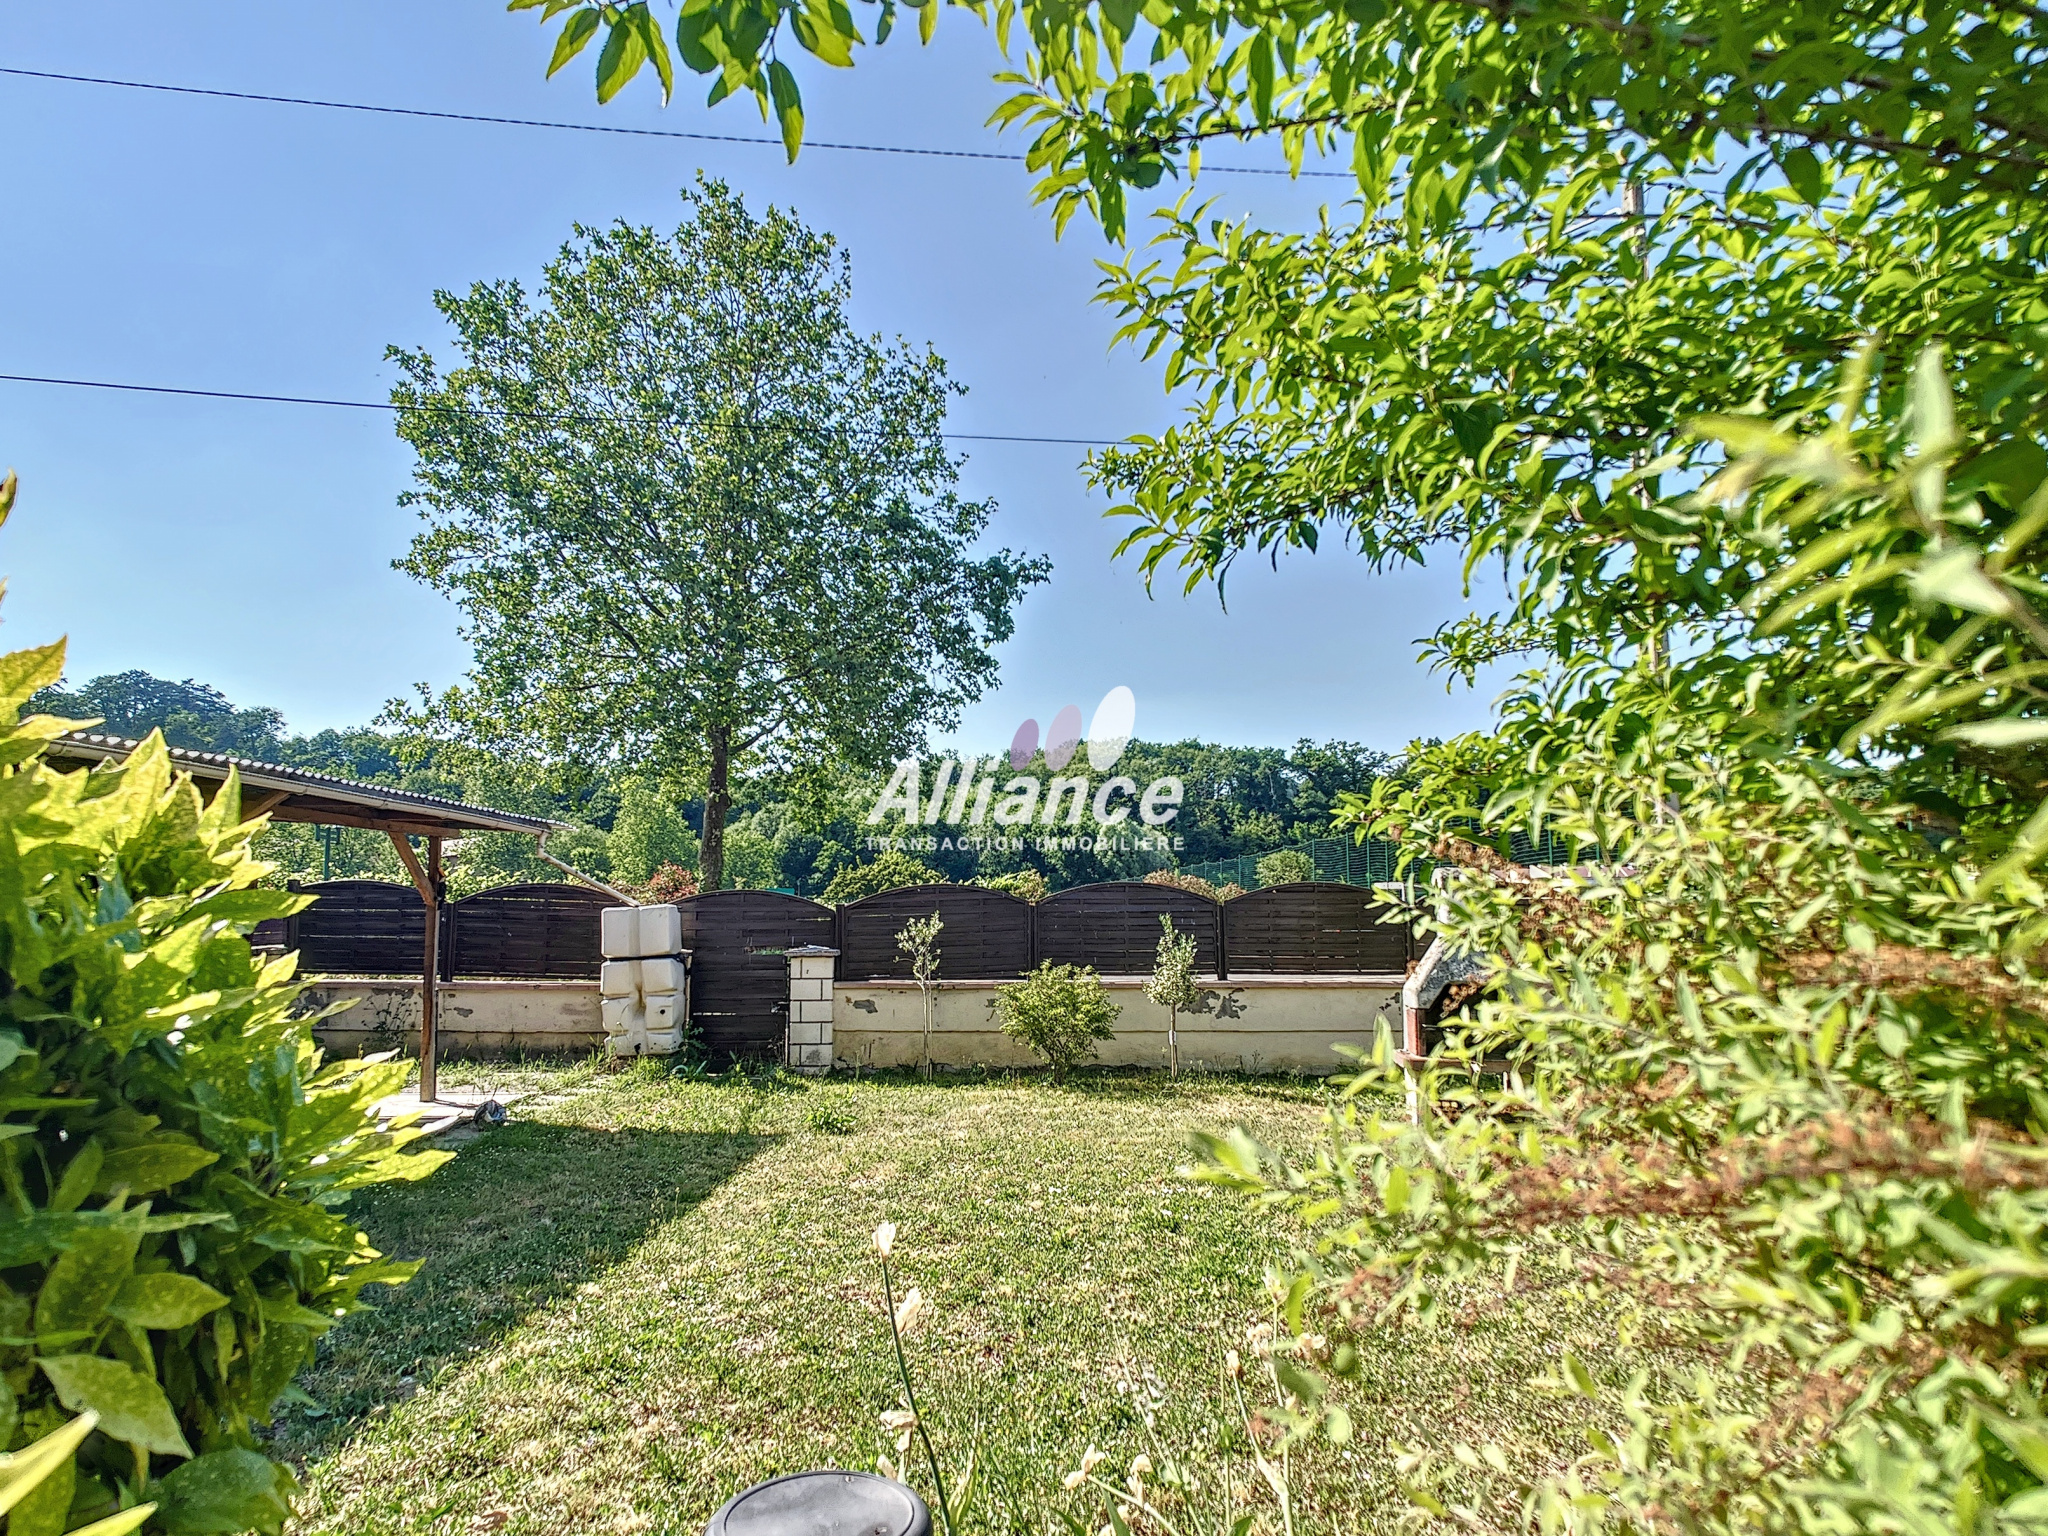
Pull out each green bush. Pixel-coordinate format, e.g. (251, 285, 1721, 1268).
(1252, 849, 1313, 887)
(968, 869, 1047, 903)
(989, 963, 1119, 1084)
(822, 850, 945, 904)
(0, 483, 445, 1533)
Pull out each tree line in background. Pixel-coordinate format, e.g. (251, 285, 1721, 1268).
(31, 668, 1395, 897)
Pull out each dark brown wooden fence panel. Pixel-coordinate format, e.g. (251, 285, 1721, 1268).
(1222, 882, 1410, 974)
(1035, 882, 1222, 975)
(288, 880, 424, 976)
(837, 885, 1032, 981)
(449, 883, 613, 979)
(677, 890, 835, 1062)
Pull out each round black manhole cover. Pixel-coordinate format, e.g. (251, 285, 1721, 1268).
(705, 1471, 932, 1536)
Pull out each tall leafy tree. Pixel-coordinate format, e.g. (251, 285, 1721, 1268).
(387, 180, 1047, 889)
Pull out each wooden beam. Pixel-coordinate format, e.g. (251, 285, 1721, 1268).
(239, 789, 290, 821)
(387, 831, 435, 906)
(421, 837, 443, 1104)
(388, 831, 443, 1105)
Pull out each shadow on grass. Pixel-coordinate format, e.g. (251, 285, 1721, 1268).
(276, 1119, 775, 1456)
(824, 1062, 1336, 1102)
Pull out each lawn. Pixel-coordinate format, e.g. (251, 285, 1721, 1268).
(277, 1060, 1653, 1536)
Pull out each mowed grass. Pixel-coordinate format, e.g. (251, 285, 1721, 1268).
(278, 1060, 1654, 1536)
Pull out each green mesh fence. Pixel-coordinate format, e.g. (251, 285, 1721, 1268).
(1180, 827, 1588, 892)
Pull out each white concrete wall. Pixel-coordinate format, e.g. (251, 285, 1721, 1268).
(303, 979, 603, 1055)
(834, 975, 1402, 1075)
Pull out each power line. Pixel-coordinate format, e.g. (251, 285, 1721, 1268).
(0, 65, 1355, 179)
(0, 371, 1122, 446)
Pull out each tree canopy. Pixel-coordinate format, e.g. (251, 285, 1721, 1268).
(386, 178, 1047, 889)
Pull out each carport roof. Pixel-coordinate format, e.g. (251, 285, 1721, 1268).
(44, 730, 564, 839)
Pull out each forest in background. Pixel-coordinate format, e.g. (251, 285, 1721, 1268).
(32, 670, 1397, 896)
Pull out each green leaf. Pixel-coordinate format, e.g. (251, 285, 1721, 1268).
(95, 1142, 219, 1196)
(154, 1449, 293, 1536)
(1273, 1359, 1325, 1405)
(769, 60, 804, 162)
(0, 640, 67, 715)
(107, 1274, 231, 1331)
(1382, 1163, 1410, 1215)
(1780, 147, 1826, 206)
(67, 1504, 157, 1536)
(595, 8, 651, 101)
(1946, 718, 2048, 747)
(3, 1438, 74, 1536)
(631, 5, 674, 101)
(36, 1356, 193, 1458)
(34, 1226, 139, 1336)
(1560, 1350, 1597, 1397)
(50, 1140, 104, 1214)
(1910, 546, 2013, 616)
(546, 7, 602, 77)
(1984, 1410, 2048, 1482)
(0, 1412, 98, 1518)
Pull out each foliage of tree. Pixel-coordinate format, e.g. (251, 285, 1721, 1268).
(1252, 849, 1313, 887)
(969, 869, 1048, 902)
(821, 849, 947, 904)
(604, 777, 700, 888)
(385, 178, 1046, 892)
(1142, 869, 1240, 901)
(30, 673, 287, 762)
(643, 862, 700, 902)
(990, 963, 1120, 1083)
(0, 478, 442, 1534)
(1200, 353, 2048, 1524)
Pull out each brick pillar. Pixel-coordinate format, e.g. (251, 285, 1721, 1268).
(786, 945, 839, 1074)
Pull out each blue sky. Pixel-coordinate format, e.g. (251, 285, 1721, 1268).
(0, 3, 1511, 755)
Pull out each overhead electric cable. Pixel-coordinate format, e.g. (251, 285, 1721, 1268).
(0, 66, 1354, 179)
(0, 372, 1123, 446)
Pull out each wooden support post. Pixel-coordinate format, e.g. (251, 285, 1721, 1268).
(388, 832, 444, 1104)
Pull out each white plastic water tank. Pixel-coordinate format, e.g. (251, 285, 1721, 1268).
(601, 904, 685, 958)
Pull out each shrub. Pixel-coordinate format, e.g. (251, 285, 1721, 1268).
(1253, 849, 1313, 887)
(643, 862, 699, 903)
(0, 476, 444, 1535)
(1199, 359, 2048, 1528)
(990, 963, 1119, 1084)
(822, 851, 946, 904)
(1142, 869, 1220, 900)
(969, 869, 1047, 903)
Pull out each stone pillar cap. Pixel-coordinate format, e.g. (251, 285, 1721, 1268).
(785, 945, 841, 957)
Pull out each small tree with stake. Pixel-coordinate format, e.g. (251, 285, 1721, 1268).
(1145, 914, 1201, 1078)
(895, 912, 942, 1078)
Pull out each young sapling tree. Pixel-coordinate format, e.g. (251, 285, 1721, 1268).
(1145, 914, 1202, 1077)
(896, 912, 943, 1077)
